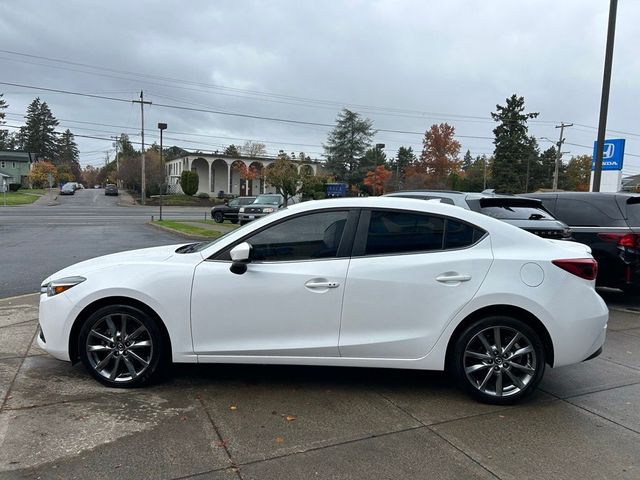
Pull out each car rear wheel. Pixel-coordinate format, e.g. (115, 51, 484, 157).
(213, 211, 224, 223)
(78, 305, 165, 388)
(452, 316, 545, 404)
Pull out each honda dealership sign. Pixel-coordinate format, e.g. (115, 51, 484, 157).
(590, 138, 626, 192)
(592, 138, 625, 171)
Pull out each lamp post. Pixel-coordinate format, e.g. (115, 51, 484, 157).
(158, 123, 167, 220)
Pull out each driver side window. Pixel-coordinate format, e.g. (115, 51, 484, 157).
(219, 211, 349, 262)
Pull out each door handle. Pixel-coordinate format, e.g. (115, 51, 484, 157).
(305, 281, 340, 289)
(436, 273, 472, 283)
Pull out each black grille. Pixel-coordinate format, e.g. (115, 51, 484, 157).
(245, 207, 263, 214)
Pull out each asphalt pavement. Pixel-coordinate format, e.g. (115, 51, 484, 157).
(0, 189, 209, 298)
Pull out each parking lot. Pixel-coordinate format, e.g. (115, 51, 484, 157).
(1, 291, 639, 480)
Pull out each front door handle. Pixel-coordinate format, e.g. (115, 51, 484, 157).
(436, 273, 472, 283)
(305, 280, 340, 289)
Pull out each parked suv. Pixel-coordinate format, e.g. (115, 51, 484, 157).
(238, 194, 297, 225)
(386, 190, 571, 240)
(523, 192, 640, 293)
(211, 196, 256, 223)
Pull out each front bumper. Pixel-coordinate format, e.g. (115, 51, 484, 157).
(37, 292, 75, 362)
(239, 212, 267, 222)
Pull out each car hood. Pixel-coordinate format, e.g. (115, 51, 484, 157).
(42, 244, 188, 284)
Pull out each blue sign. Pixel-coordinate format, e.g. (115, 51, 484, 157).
(592, 138, 625, 171)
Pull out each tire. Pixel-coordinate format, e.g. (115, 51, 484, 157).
(230, 219, 239, 224)
(239, 220, 247, 226)
(451, 316, 545, 404)
(78, 304, 165, 388)
(213, 211, 224, 223)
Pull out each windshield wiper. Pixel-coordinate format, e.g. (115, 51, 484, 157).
(176, 242, 203, 254)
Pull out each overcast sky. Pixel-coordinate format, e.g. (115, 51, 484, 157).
(0, 0, 638, 174)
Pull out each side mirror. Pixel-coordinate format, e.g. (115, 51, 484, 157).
(224, 200, 229, 205)
(229, 242, 253, 275)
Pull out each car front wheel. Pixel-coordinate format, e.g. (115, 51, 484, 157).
(452, 316, 545, 404)
(78, 305, 165, 388)
(213, 211, 224, 223)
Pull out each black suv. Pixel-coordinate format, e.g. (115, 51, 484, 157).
(211, 196, 256, 223)
(523, 192, 640, 293)
(386, 190, 571, 240)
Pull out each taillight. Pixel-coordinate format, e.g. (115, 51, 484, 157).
(552, 258, 598, 280)
(598, 232, 640, 248)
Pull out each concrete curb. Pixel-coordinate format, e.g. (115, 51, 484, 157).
(146, 221, 212, 240)
(0, 292, 39, 302)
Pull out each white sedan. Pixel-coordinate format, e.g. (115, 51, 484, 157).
(38, 197, 608, 404)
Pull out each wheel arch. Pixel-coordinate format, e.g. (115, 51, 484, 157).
(68, 296, 173, 364)
(445, 304, 555, 368)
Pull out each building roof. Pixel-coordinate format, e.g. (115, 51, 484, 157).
(0, 151, 33, 162)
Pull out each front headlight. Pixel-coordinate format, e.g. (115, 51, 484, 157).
(263, 207, 274, 213)
(40, 276, 86, 297)
(239, 207, 245, 213)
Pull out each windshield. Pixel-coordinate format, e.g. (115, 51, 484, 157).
(253, 195, 281, 205)
(178, 227, 240, 253)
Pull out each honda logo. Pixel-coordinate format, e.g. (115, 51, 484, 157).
(603, 143, 615, 160)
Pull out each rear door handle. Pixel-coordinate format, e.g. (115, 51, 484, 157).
(305, 281, 340, 289)
(436, 273, 472, 283)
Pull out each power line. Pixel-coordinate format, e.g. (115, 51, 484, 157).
(0, 80, 496, 139)
(0, 49, 563, 125)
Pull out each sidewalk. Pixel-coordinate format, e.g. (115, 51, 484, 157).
(30, 189, 59, 207)
(1, 293, 639, 479)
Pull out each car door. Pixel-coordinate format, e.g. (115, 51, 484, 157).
(191, 209, 357, 358)
(339, 209, 493, 359)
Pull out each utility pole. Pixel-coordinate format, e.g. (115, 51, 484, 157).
(593, 0, 618, 192)
(553, 122, 573, 191)
(111, 135, 119, 188)
(483, 156, 487, 190)
(132, 91, 152, 204)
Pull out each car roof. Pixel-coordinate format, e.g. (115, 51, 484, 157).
(387, 189, 539, 201)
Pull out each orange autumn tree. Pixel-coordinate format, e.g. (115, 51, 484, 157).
(406, 123, 461, 189)
(234, 162, 259, 194)
(364, 164, 391, 195)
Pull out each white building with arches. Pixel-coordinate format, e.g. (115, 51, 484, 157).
(165, 154, 321, 196)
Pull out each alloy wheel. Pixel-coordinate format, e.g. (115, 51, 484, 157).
(463, 326, 537, 398)
(85, 313, 154, 383)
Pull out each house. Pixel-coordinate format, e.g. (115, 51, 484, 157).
(0, 151, 35, 188)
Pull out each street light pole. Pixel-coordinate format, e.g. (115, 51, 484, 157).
(158, 123, 167, 221)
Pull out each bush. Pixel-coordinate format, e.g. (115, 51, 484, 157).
(180, 170, 199, 196)
(196, 192, 210, 199)
(9, 183, 21, 192)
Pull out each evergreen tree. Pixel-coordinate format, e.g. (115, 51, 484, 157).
(323, 109, 375, 187)
(462, 149, 473, 172)
(389, 146, 415, 189)
(56, 129, 81, 181)
(20, 98, 59, 160)
(490, 94, 539, 193)
(0, 93, 8, 150)
(224, 144, 240, 156)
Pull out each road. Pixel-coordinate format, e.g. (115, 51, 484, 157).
(0, 188, 212, 298)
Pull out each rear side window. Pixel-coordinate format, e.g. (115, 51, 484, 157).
(555, 198, 624, 226)
(365, 210, 484, 256)
(445, 219, 484, 249)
